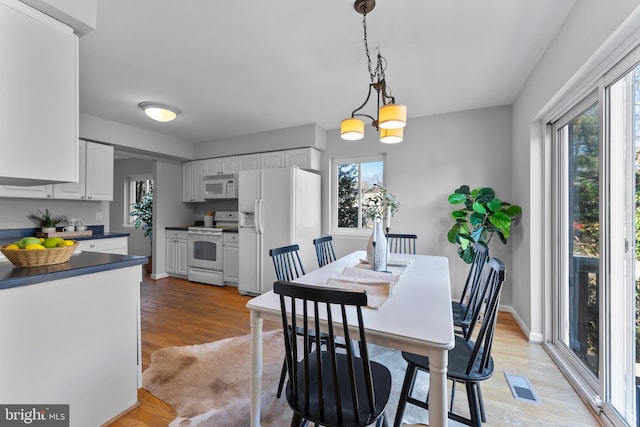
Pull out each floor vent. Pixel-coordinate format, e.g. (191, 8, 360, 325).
(504, 372, 541, 404)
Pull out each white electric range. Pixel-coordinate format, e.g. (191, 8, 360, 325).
(187, 211, 238, 286)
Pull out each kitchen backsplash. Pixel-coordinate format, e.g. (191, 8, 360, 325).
(0, 199, 109, 230)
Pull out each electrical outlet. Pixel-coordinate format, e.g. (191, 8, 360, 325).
(96, 212, 103, 221)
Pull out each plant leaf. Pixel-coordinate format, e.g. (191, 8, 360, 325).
(455, 185, 470, 195)
(502, 204, 523, 218)
(451, 209, 468, 219)
(448, 193, 466, 204)
(472, 201, 487, 214)
(477, 187, 495, 203)
(447, 224, 460, 243)
(461, 246, 475, 264)
(471, 226, 484, 243)
(489, 212, 512, 238)
(487, 198, 502, 212)
(469, 212, 485, 226)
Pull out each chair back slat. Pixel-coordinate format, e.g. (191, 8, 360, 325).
(274, 281, 379, 426)
(385, 233, 417, 254)
(313, 235, 337, 268)
(458, 243, 490, 326)
(465, 257, 506, 376)
(270, 244, 305, 281)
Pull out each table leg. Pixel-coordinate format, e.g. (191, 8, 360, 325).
(428, 349, 448, 426)
(249, 310, 264, 427)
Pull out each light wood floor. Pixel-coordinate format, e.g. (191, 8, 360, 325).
(108, 274, 601, 427)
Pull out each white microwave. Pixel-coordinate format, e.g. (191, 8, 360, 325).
(203, 174, 237, 199)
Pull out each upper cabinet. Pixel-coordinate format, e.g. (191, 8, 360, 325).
(53, 140, 113, 200)
(183, 160, 204, 202)
(0, 0, 79, 186)
(19, 0, 98, 37)
(203, 156, 238, 176)
(0, 140, 114, 200)
(285, 148, 320, 172)
(260, 152, 285, 169)
(238, 154, 261, 172)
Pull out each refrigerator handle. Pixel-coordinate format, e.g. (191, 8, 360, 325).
(255, 198, 264, 235)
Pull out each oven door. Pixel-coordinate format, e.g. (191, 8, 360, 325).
(188, 232, 223, 270)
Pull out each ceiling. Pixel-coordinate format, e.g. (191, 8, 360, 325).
(79, 0, 576, 146)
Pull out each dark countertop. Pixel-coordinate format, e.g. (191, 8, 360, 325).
(223, 227, 238, 233)
(0, 251, 147, 290)
(165, 226, 191, 231)
(0, 226, 129, 246)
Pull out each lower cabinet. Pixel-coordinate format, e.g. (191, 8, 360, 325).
(77, 237, 128, 255)
(223, 232, 239, 284)
(166, 230, 188, 278)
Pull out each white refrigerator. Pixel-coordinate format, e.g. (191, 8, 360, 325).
(238, 167, 321, 295)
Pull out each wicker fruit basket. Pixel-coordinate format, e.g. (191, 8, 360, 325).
(0, 242, 78, 267)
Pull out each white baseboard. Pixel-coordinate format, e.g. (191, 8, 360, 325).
(150, 272, 168, 280)
(499, 304, 544, 343)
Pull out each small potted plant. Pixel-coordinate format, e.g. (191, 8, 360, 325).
(27, 209, 67, 234)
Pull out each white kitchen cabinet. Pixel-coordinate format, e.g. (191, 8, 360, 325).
(166, 230, 188, 278)
(77, 237, 128, 255)
(238, 154, 261, 171)
(0, 0, 78, 186)
(285, 148, 321, 171)
(223, 232, 239, 284)
(0, 184, 54, 199)
(203, 156, 238, 176)
(260, 151, 285, 169)
(54, 140, 114, 201)
(182, 160, 204, 202)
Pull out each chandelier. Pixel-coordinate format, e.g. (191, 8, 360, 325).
(340, 0, 407, 144)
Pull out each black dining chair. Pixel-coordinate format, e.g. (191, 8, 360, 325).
(385, 233, 417, 254)
(453, 243, 490, 338)
(270, 243, 334, 399)
(313, 235, 337, 268)
(274, 280, 393, 427)
(393, 257, 506, 427)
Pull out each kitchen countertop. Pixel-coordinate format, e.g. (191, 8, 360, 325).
(165, 225, 238, 232)
(0, 251, 147, 290)
(0, 226, 129, 246)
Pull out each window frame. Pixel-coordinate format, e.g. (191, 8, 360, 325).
(330, 153, 386, 236)
(123, 174, 153, 227)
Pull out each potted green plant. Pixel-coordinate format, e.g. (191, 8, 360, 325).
(27, 209, 67, 234)
(447, 185, 522, 263)
(131, 192, 153, 273)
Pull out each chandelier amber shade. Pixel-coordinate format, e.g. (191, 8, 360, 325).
(380, 127, 403, 144)
(378, 103, 407, 129)
(341, 118, 365, 140)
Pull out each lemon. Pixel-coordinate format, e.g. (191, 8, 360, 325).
(62, 240, 75, 246)
(4, 244, 20, 250)
(25, 244, 45, 250)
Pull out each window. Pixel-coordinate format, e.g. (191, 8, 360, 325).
(332, 154, 384, 233)
(124, 174, 153, 226)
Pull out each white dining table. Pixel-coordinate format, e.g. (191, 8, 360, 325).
(246, 250, 455, 427)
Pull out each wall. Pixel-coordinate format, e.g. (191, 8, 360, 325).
(0, 198, 108, 231)
(151, 159, 195, 278)
(111, 158, 154, 257)
(193, 123, 327, 159)
(322, 105, 514, 305)
(512, 0, 640, 340)
(80, 113, 194, 160)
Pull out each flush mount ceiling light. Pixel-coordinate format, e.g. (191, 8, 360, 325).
(340, 0, 407, 143)
(138, 101, 181, 122)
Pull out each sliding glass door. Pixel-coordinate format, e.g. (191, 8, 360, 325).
(550, 58, 640, 426)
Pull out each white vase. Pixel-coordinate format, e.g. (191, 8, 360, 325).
(366, 219, 388, 272)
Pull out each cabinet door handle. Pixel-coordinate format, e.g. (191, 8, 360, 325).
(88, 195, 93, 200)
